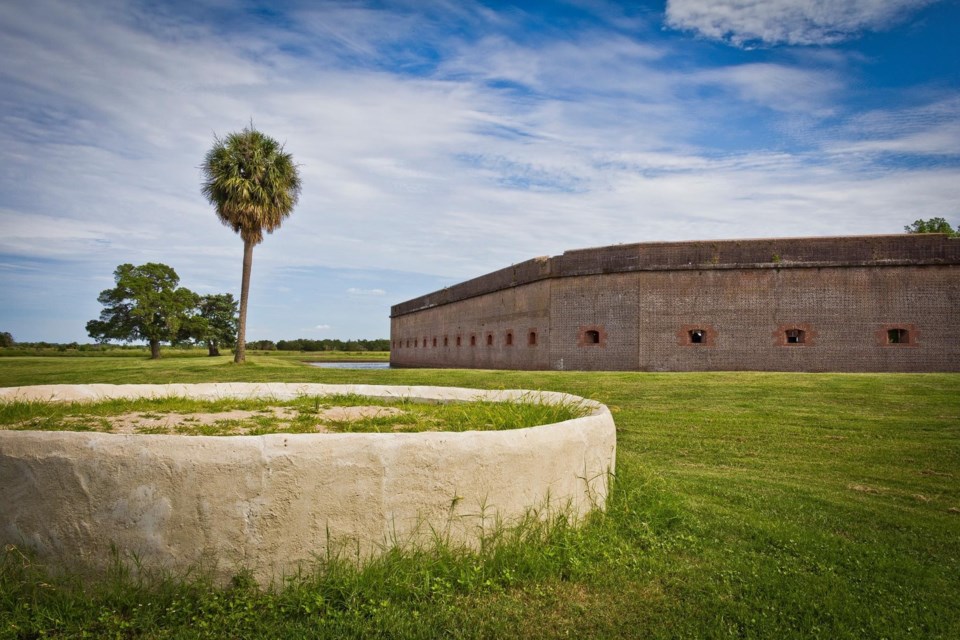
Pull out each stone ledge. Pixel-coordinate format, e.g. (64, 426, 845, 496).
(0, 383, 616, 585)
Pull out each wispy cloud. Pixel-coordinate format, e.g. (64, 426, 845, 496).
(665, 0, 940, 47)
(826, 96, 960, 157)
(690, 63, 843, 115)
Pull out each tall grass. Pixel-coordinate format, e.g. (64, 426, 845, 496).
(1, 465, 678, 639)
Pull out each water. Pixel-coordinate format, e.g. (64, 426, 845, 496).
(307, 362, 391, 370)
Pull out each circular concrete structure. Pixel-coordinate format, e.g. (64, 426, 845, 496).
(0, 383, 616, 585)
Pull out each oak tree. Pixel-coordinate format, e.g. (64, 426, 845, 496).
(195, 293, 239, 356)
(86, 263, 198, 359)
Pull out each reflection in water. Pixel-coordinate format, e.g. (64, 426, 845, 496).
(307, 362, 391, 370)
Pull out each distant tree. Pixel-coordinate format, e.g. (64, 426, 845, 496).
(196, 293, 239, 356)
(904, 217, 957, 236)
(201, 126, 302, 364)
(0, 332, 13, 347)
(86, 263, 198, 359)
(271, 337, 390, 351)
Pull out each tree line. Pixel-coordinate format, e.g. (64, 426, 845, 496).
(904, 217, 958, 236)
(247, 339, 390, 351)
(0, 336, 389, 353)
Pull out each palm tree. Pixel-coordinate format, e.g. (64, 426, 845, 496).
(201, 126, 301, 363)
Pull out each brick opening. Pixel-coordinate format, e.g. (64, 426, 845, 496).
(443, 336, 449, 347)
(677, 324, 716, 347)
(432, 337, 437, 347)
(887, 328, 908, 344)
(578, 326, 607, 347)
(456, 336, 462, 347)
(528, 331, 537, 346)
(422, 337, 427, 348)
(785, 329, 805, 344)
(414, 339, 418, 348)
(505, 332, 513, 346)
(774, 323, 815, 347)
(470, 335, 476, 347)
(875, 324, 918, 348)
(486, 334, 494, 346)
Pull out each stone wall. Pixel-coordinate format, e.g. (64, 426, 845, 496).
(390, 234, 960, 372)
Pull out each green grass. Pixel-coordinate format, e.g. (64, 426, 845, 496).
(2, 355, 959, 638)
(0, 346, 390, 361)
(0, 393, 586, 435)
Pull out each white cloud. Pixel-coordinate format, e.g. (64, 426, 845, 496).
(315, 324, 332, 330)
(665, 0, 939, 47)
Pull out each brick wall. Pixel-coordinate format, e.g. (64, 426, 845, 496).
(548, 274, 639, 371)
(391, 280, 552, 370)
(634, 265, 958, 372)
(390, 235, 960, 372)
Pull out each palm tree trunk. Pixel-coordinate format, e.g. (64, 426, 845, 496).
(235, 238, 254, 363)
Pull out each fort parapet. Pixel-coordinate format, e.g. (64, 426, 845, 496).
(391, 234, 960, 372)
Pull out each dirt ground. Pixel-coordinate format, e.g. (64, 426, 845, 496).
(11, 405, 406, 435)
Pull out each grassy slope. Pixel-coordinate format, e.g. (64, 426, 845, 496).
(1, 356, 958, 639)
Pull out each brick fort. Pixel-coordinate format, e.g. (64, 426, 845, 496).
(390, 234, 960, 372)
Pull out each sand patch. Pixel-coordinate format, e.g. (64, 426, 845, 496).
(9, 405, 407, 435)
(106, 407, 300, 435)
(318, 406, 405, 421)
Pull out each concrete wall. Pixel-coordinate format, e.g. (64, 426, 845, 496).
(391, 235, 960, 372)
(0, 383, 616, 585)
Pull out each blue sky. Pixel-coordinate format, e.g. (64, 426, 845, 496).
(1, 0, 958, 343)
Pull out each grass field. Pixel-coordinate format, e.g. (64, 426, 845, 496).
(2, 354, 959, 638)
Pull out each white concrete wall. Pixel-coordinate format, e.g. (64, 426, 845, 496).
(0, 384, 616, 585)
